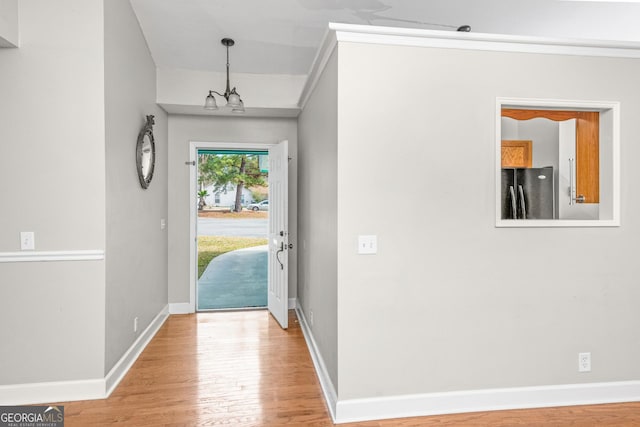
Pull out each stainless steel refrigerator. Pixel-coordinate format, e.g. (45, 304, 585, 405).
(501, 167, 554, 219)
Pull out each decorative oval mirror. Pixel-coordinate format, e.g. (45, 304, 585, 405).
(136, 115, 156, 189)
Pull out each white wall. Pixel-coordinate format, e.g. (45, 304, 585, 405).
(335, 42, 640, 400)
(0, 0, 106, 384)
(0, 0, 18, 47)
(168, 115, 298, 305)
(297, 50, 339, 390)
(103, 0, 168, 374)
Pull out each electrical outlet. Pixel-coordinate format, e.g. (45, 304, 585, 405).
(20, 232, 35, 251)
(358, 235, 377, 254)
(309, 310, 314, 326)
(160, 219, 166, 230)
(578, 352, 591, 372)
(134, 317, 139, 333)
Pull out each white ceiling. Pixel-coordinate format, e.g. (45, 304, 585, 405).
(130, 0, 640, 77)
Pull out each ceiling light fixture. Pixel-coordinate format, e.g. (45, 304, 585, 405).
(204, 38, 245, 113)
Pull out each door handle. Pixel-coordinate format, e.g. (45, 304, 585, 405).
(276, 241, 284, 270)
(509, 186, 517, 219)
(569, 158, 574, 206)
(518, 185, 527, 219)
(569, 158, 586, 204)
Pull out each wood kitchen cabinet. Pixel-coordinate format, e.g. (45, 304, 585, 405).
(502, 108, 599, 203)
(501, 140, 532, 168)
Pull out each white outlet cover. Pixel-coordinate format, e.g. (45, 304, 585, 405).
(578, 352, 591, 372)
(358, 235, 377, 254)
(20, 232, 35, 251)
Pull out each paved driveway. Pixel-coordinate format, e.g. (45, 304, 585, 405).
(197, 218, 268, 237)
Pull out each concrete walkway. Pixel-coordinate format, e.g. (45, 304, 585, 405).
(197, 245, 268, 310)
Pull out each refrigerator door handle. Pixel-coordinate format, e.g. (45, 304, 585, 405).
(569, 158, 574, 206)
(569, 158, 586, 204)
(509, 186, 517, 219)
(518, 185, 527, 219)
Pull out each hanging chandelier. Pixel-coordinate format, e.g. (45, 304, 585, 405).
(204, 38, 245, 113)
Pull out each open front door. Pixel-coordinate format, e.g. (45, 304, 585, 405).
(268, 140, 288, 328)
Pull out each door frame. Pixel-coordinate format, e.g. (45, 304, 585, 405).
(188, 140, 276, 312)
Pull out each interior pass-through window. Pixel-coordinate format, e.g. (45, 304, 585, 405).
(496, 98, 620, 227)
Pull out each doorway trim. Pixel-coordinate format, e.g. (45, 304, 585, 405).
(188, 140, 277, 312)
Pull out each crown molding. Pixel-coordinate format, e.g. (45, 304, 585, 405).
(298, 22, 640, 111)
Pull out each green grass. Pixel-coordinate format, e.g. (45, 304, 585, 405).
(198, 236, 268, 278)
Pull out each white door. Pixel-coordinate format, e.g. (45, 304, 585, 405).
(268, 140, 289, 328)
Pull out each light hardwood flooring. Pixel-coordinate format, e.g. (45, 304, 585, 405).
(52, 310, 640, 426)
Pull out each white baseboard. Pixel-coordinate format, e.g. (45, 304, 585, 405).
(0, 305, 169, 406)
(334, 381, 640, 424)
(105, 305, 169, 396)
(294, 306, 640, 424)
(295, 302, 338, 423)
(0, 379, 105, 406)
(288, 298, 296, 309)
(169, 302, 194, 314)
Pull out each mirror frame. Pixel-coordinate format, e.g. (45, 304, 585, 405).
(136, 115, 156, 189)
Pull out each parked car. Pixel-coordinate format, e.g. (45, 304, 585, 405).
(248, 200, 268, 211)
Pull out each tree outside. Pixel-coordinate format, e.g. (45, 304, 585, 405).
(198, 153, 266, 212)
(197, 189, 209, 211)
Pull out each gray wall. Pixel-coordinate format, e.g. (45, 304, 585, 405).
(335, 42, 640, 399)
(0, 0, 106, 384)
(167, 115, 298, 305)
(0, 0, 18, 47)
(104, 0, 168, 374)
(297, 51, 339, 390)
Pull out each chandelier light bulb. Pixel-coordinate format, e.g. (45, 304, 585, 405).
(204, 92, 218, 110)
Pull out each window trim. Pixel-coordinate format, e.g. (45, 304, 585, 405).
(495, 97, 620, 228)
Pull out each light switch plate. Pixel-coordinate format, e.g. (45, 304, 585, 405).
(358, 235, 377, 254)
(20, 232, 35, 250)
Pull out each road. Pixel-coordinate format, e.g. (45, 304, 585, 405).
(197, 218, 268, 238)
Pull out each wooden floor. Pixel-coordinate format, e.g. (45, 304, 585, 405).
(53, 310, 640, 426)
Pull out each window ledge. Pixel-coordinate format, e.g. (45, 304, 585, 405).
(496, 219, 620, 228)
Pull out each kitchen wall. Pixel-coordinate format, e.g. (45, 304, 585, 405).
(297, 49, 339, 391)
(167, 115, 298, 307)
(501, 117, 559, 169)
(335, 41, 640, 400)
(103, 0, 168, 374)
(0, 0, 106, 384)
